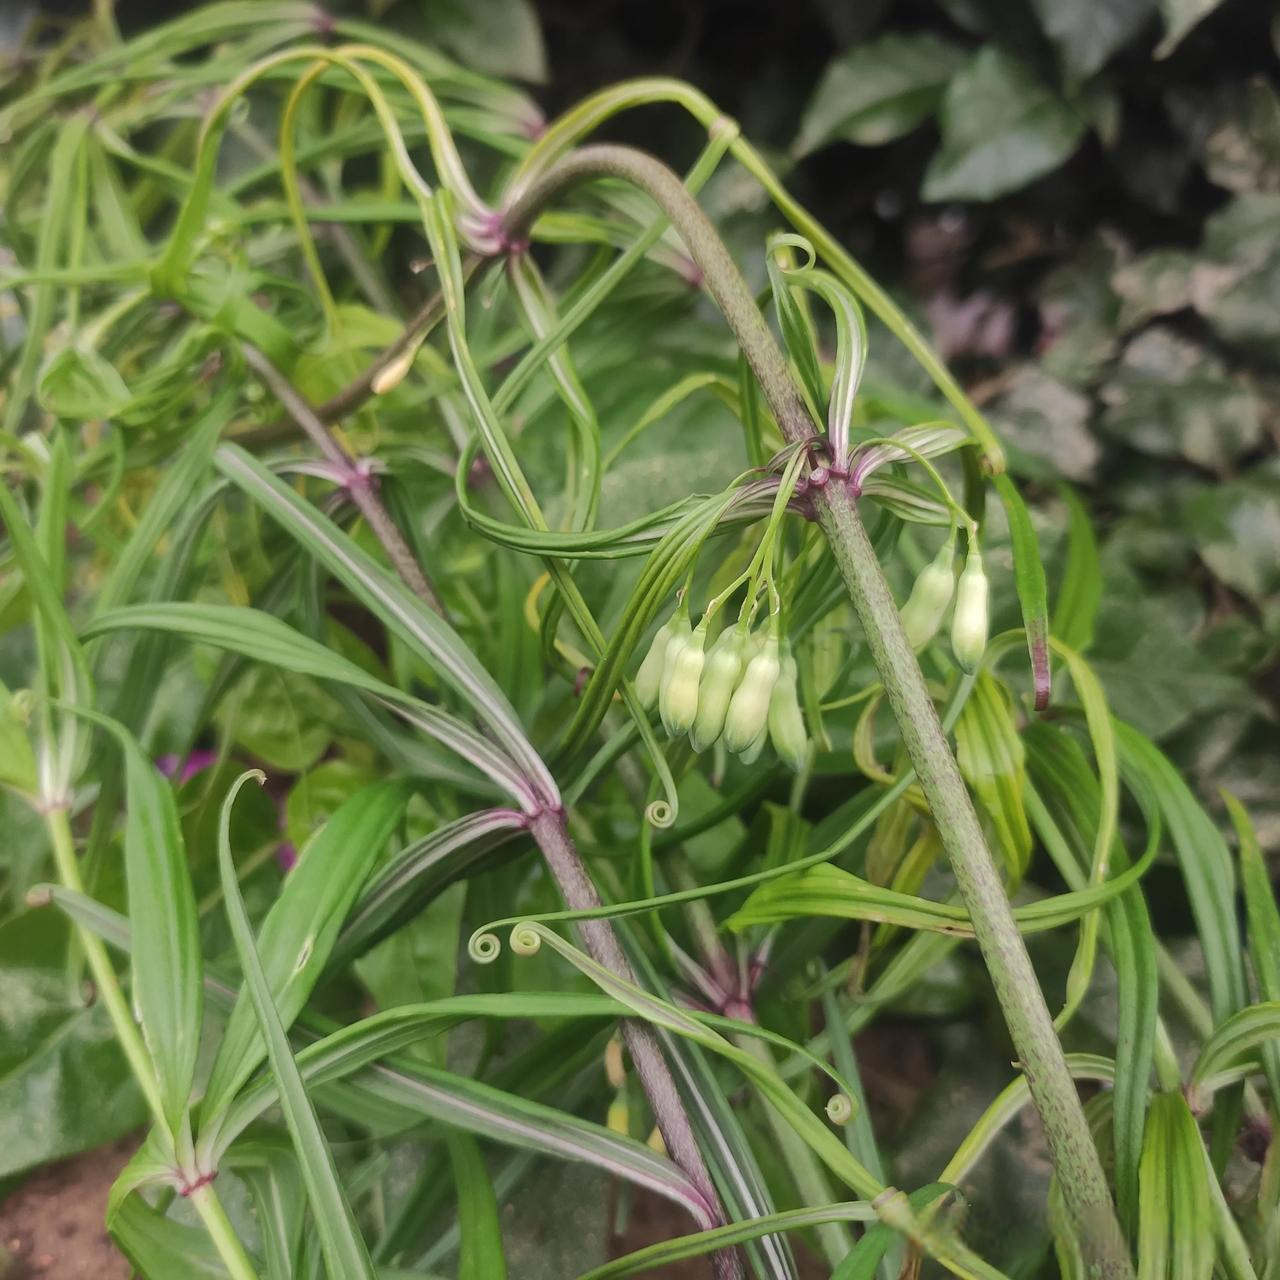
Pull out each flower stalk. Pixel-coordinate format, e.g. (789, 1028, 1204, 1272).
(504, 143, 1132, 1278)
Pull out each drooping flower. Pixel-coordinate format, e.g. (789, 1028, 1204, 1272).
(899, 536, 956, 651)
(659, 620, 705, 737)
(690, 626, 747, 752)
(723, 635, 781, 756)
(951, 542, 988, 672)
(768, 651, 808, 771)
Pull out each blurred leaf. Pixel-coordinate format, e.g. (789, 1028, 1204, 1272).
(1099, 327, 1262, 471)
(922, 49, 1086, 201)
(421, 0, 546, 82)
(37, 346, 132, 420)
(1184, 464, 1280, 611)
(0, 908, 144, 1179)
(1190, 194, 1280, 348)
(795, 33, 966, 154)
(1156, 0, 1228, 57)
(0, 679, 36, 794)
(1030, 0, 1157, 80)
(1196, 78, 1280, 193)
(215, 663, 346, 773)
(1037, 234, 1126, 387)
(1111, 249, 1197, 330)
(285, 758, 379, 854)
(1089, 609, 1240, 742)
(989, 365, 1098, 483)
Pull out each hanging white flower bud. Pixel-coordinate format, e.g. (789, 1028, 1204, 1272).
(899, 536, 956, 652)
(690, 626, 747, 752)
(723, 635, 781, 755)
(635, 617, 677, 709)
(951, 543, 988, 673)
(768, 652, 808, 771)
(659, 621, 705, 737)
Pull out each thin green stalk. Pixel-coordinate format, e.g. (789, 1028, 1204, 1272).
(188, 1181, 259, 1280)
(504, 143, 1131, 1279)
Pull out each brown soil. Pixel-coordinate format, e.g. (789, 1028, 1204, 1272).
(0, 1138, 135, 1280)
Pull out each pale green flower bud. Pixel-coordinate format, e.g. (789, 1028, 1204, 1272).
(899, 537, 956, 651)
(768, 653, 808, 772)
(690, 627, 747, 752)
(723, 635, 781, 755)
(951, 544, 988, 673)
(659, 622, 705, 737)
(635, 617, 676, 709)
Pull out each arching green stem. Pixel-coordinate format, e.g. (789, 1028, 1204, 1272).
(504, 143, 1132, 1279)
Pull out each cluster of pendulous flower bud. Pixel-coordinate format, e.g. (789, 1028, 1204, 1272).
(634, 611, 808, 770)
(899, 533, 988, 671)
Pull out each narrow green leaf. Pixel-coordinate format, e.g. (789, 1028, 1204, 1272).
(1050, 486, 1101, 652)
(1136, 1092, 1214, 1280)
(993, 473, 1051, 708)
(447, 1133, 508, 1280)
(217, 770, 377, 1280)
(1224, 791, 1280, 1108)
(581, 1200, 880, 1279)
(955, 673, 1032, 880)
(1191, 1002, 1280, 1087)
(199, 780, 412, 1128)
(62, 707, 201, 1132)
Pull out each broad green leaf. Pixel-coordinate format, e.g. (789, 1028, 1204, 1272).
(0, 680, 37, 794)
(421, 0, 546, 82)
(1136, 1092, 1214, 1280)
(1225, 792, 1280, 1107)
(68, 707, 202, 1132)
(1099, 328, 1262, 471)
(199, 780, 412, 1128)
(448, 1132, 508, 1280)
(217, 771, 377, 1280)
(37, 346, 132, 421)
(1184, 466, 1280, 611)
(1156, 0, 1228, 56)
(0, 908, 145, 1178)
(1030, 0, 1157, 80)
(923, 48, 1086, 201)
(955, 673, 1032, 881)
(795, 34, 966, 153)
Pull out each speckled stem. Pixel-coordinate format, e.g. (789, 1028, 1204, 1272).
(507, 144, 1132, 1278)
(529, 808, 739, 1280)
